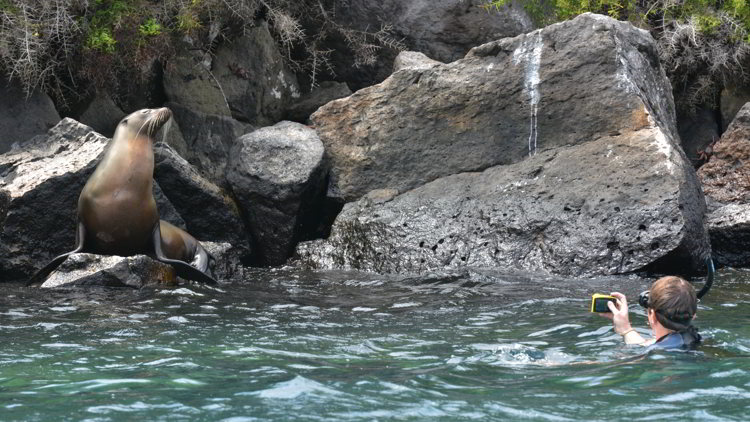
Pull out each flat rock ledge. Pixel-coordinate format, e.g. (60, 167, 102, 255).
(40, 254, 177, 289)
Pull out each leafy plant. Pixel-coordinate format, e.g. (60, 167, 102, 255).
(484, 0, 750, 112)
(0, 0, 403, 105)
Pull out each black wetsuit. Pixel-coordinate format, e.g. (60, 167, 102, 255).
(647, 331, 700, 351)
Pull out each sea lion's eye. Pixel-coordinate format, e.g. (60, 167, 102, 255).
(141, 110, 149, 114)
(121, 119, 128, 125)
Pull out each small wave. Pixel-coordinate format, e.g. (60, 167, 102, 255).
(252, 375, 343, 399)
(168, 316, 189, 324)
(159, 288, 204, 297)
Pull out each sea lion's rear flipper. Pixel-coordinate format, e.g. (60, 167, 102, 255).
(26, 222, 86, 287)
(152, 226, 218, 285)
(191, 244, 215, 278)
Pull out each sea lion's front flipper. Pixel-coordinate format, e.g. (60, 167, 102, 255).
(26, 222, 86, 287)
(152, 225, 218, 285)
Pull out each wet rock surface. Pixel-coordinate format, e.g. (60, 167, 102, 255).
(40, 253, 176, 289)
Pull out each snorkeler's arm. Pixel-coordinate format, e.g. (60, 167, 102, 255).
(602, 292, 648, 345)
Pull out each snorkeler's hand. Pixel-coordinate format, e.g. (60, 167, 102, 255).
(604, 292, 633, 335)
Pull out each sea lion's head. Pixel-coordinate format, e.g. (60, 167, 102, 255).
(116, 107, 173, 139)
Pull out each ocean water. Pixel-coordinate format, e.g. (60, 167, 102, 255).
(1, 267, 748, 421)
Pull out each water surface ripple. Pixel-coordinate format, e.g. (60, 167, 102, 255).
(1, 267, 749, 421)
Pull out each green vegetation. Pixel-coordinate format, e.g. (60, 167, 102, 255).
(0, 0, 401, 106)
(485, 0, 750, 112)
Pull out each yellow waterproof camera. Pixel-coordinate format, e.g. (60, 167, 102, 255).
(590, 294, 616, 313)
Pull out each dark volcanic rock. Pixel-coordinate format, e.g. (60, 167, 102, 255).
(296, 14, 710, 277)
(203, 241, 246, 281)
(167, 102, 252, 186)
(163, 46, 231, 117)
(698, 103, 750, 267)
(40, 253, 176, 288)
(0, 119, 110, 280)
(297, 128, 708, 277)
(328, 0, 533, 90)
(313, 13, 679, 202)
(285, 81, 352, 124)
(698, 103, 750, 204)
(154, 143, 250, 253)
(213, 21, 301, 126)
(705, 204, 750, 267)
(227, 121, 327, 266)
(677, 107, 720, 166)
(0, 119, 182, 281)
(0, 80, 60, 153)
(78, 95, 126, 138)
(720, 84, 750, 132)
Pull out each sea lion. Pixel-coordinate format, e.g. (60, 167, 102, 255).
(159, 220, 215, 277)
(28, 107, 217, 285)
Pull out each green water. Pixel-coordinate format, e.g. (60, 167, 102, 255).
(1, 267, 749, 421)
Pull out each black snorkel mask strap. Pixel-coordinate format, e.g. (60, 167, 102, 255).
(638, 256, 715, 309)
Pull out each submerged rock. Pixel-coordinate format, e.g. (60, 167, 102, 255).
(296, 14, 710, 277)
(40, 253, 176, 288)
(227, 121, 327, 266)
(698, 103, 750, 267)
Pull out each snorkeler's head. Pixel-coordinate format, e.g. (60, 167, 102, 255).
(648, 276, 698, 329)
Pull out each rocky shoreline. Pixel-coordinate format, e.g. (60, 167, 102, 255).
(1, 13, 748, 287)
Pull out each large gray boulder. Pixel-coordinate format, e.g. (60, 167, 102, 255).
(0, 80, 60, 153)
(0, 119, 183, 281)
(296, 14, 710, 277)
(40, 253, 176, 288)
(313, 14, 679, 202)
(698, 103, 750, 267)
(154, 143, 250, 254)
(227, 121, 327, 266)
(328, 0, 533, 89)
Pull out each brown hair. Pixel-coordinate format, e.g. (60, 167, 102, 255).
(649, 276, 698, 330)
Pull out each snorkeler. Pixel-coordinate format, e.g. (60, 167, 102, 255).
(602, 276, 702, 350)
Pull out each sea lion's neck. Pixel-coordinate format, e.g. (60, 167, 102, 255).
(97, 132, 155, 187)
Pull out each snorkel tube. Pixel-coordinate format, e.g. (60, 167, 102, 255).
(638, 256, 716, 308)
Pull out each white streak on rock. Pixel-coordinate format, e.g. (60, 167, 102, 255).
(512, 31, 544, 156)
